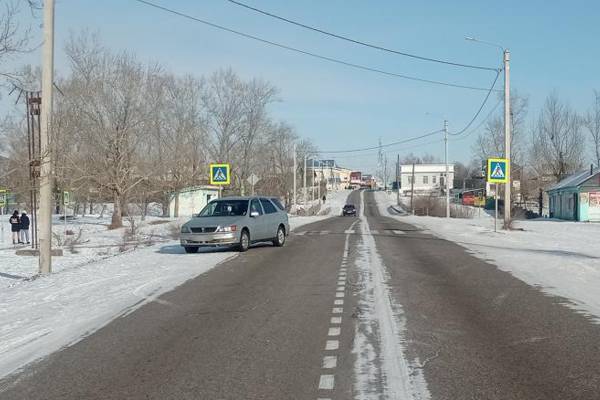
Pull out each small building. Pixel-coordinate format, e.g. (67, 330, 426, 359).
(307, 159, 353, 190)
(546, 168, 600, 222)
(169, 186, 220, 217)
(398, 163, 454, 196)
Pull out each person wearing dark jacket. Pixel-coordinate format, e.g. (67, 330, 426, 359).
(20, 211, 30, 244)
(9, 210, 21, 245)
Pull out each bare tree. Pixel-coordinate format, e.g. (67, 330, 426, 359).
(473, 91, 528, 167)
(584, 90, 600, 168)
(530, 92, 585, 181)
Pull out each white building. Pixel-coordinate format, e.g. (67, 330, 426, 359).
(169, 185, 221, 217)
(307, 160, 353, 190)
(397, 164, 454, 195)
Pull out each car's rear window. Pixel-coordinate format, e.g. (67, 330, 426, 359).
(260, 198, 278, 214)
(270, 198, 285, 211)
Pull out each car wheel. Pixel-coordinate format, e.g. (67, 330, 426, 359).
(273, 225, 286, 247)
(239, 229, 250, 252)
(184, 246, 199, 253)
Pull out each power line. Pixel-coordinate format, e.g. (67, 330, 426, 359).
(448, 69, 500, 136)
(226, 0, 498, 72)
(316, 129, 443, 154)
(450, 98, 502, 141)
(321, 138, 445, 160)
(132, 0, 500, 92)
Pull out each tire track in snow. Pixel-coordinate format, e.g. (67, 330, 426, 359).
(353, 190, 430, 399)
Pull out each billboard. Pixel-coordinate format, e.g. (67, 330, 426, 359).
(350, 171, 362, 184)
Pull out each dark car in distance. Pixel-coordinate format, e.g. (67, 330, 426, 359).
(342, 204, 357, 216)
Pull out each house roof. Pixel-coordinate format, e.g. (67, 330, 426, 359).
(547, 168, 600, 192)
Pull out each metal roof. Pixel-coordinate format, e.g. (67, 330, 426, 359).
(546, 168, 600, 192)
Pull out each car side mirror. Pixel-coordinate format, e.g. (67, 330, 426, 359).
(250, 211, 260, 218)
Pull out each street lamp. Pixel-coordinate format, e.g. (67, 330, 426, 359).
(466, 36, 511, 229)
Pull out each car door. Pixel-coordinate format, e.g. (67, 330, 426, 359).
(259, 198, 279, 239)
(249, 198, 267, 240)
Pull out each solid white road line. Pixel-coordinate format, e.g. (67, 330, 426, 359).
(344, 229, 355, 234)
(295, 231, 306, 236)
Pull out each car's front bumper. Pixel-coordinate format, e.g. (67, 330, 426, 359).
(180, 232, 238, 247)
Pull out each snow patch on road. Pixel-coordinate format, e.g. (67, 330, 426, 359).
(353, 191, 430, 399)
(375, 190, 600, 324)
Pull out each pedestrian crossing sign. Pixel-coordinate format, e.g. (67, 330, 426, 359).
(210, 163, 231, 185)
(487, 158, 509, 183)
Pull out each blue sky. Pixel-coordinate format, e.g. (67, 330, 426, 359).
(9, 0, 600, 174)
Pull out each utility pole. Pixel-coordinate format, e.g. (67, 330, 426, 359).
(396, 154, 400, 206)
(39, 0, 55, 274)
(317, 163, 321, 204)
(292, 143, 296, 209)
(444, 119, 450, 218)
(503, 49, 511, 229)
(303, 155, 307, 209)
(410, 163, 415, 214)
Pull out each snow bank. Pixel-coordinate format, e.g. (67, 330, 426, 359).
(375, 191, 600, 323)
(288, 190, 351, 230)
(0, 242, 234, 379)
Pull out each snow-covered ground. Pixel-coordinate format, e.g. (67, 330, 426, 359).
(288, 189, 351, 230)
(375, 191, 600, 324)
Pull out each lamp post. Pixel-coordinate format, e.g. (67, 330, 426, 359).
(466, 36, 511, 229)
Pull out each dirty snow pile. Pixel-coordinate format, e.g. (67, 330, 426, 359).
(375, 190, 600, 323)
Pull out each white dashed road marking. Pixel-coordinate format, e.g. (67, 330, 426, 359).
(316, 218, 359, 399)
(322, 356, 337, 369)
(393, 230, 405, 235)
(328, 327, 341, 336)
(325, 340, 339, 350)
(319, 375, 335, 390)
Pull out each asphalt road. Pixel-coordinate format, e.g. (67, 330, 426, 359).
(2, 190, 600, 399)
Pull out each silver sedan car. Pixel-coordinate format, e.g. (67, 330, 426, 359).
(180, 196, 290, 253)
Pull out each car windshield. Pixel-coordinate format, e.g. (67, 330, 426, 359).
(197, 200, 248, 217)
(344, 205, 355, 209)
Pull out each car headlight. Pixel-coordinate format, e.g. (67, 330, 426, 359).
(181, 225, 191, 233)
(216, 225, 237, 232)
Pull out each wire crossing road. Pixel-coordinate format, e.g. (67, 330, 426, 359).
(2, 191, 600, 399)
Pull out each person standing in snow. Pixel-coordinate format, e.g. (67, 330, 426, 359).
(9, 210, 21, 245)
(20, 211, 30, 244)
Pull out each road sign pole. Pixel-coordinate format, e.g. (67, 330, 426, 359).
(495, 183, 498, 232)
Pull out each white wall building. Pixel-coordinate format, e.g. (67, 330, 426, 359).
(307, 160, 353, 191)
(169, 185, 220, 217)
(398, 164, 454, 195)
